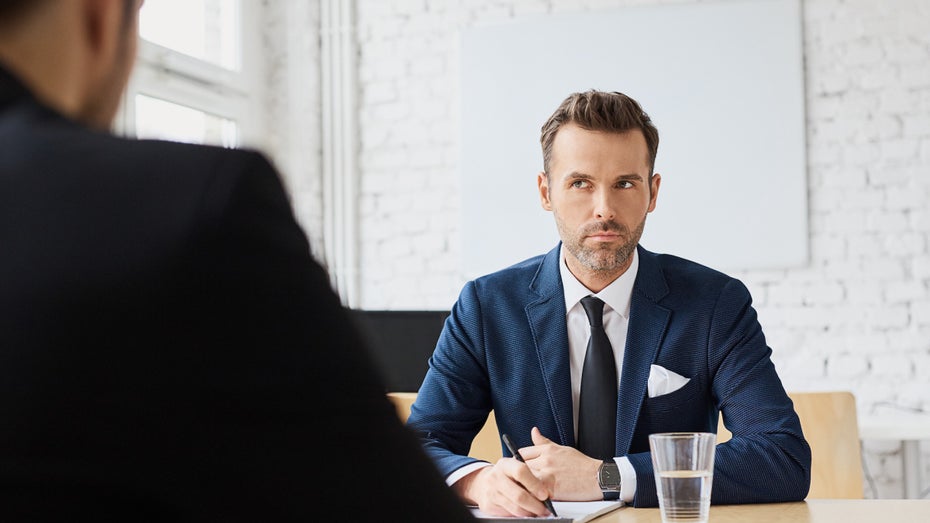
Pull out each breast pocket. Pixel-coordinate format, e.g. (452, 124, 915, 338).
(630, 378, 714, 453)
(644, 377, 701, 413)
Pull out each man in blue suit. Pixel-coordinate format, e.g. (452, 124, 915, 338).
(407, 90, 811, 517)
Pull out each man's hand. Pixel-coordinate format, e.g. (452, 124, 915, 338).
(519, 426, 604, 501)
(453, 452, 556, 517)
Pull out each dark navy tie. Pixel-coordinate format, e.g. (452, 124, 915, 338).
(577, 296, 617, 460)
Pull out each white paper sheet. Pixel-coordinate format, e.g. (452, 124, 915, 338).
(470, 500, 624, 522)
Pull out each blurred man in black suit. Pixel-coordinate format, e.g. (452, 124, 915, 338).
(0, 1, 474, 521)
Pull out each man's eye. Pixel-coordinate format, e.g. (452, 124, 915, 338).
(617, 181, 634, 189)
(570, 180, 589, 189)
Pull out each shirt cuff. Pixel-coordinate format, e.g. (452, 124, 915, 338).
(616, 456, 637, 502)
(446, 461, 493, 487)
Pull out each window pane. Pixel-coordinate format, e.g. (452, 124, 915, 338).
(134, 95, 238, 148)
(139, 0, 240, 70)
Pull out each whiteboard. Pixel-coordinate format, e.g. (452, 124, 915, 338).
(461, 0, 807, 279)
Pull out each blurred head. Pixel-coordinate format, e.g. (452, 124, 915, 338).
(537, 90, 661, 290)
(0, 0, 143, 129)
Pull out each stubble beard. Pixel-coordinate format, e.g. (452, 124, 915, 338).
(557, 214, 646, 274)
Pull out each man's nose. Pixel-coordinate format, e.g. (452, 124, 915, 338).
(594, 191, 616, 220)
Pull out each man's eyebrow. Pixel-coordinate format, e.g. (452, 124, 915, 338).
(561, 172, 644, 182)
(562, 171, 592, 180)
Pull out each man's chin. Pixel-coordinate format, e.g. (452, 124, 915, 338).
(578, 254, 620, 272)
(578, 247, 636, 272)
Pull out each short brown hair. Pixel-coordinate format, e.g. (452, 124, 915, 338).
(540, 90, 659, 176)
(0, 0, 136, 27)
(0, 0, 46, 21)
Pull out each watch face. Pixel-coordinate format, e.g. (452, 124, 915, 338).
(600, 462, 621, 489)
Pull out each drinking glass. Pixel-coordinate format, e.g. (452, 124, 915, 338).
(649, 432, 716, 523)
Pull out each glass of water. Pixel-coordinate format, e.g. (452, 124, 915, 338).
(648, 432, 716, 523)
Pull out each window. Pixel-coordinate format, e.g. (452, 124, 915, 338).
(139, 0, 240, 71)
(133, 94, 238, 147)
(117, 0, 264, 149)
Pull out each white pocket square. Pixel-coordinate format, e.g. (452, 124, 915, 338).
(647, 364, 691, 398)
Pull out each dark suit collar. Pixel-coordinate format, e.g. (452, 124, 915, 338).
(525, 243, 575, 446)
(632, 245, 670, 303)
(0, 61, 33, 110)
(616, 244, 671, 454)
(527, 243, 563, 299)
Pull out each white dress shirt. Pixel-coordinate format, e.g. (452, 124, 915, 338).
(559, 245, 638, 502)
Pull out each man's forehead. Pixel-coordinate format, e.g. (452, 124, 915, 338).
(553, 123, 646, 143)
(549, 127, 650, 170)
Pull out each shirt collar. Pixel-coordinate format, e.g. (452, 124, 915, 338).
(560, 244, 638, 319)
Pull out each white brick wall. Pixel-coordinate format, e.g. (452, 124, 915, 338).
(261, 1, 325, 260)
(263, 0, 930, 498)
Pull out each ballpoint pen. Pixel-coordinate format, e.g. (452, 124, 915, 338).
(501, 433, 558, 518)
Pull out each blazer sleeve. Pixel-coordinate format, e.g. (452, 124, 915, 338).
(182, 151, 476, 522)
(406, 280, 496, 478)
(626, 278, 811, 506)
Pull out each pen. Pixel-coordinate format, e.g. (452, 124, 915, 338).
(501, 433, 558, 517)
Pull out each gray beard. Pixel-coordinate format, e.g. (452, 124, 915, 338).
(561, 217, 646, 274)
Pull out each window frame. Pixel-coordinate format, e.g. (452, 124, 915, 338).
(116, 1, 265, 149)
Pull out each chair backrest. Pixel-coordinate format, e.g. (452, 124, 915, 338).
(716, 391, 864, 499)
(387, 392, 502, 462)
(390, 391, 865, 497)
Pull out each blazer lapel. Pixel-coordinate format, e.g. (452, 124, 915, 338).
(525, 244, 575, 447)
(616, 246, 671, 454)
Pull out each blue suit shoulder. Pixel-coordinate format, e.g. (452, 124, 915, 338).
(473, 251, 547, 286)
(639, 247, 750, 305)
(465, 248, 558, 306)
(643, 248, 731, 280)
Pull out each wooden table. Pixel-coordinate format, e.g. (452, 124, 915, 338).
(588, 499, 930, 522)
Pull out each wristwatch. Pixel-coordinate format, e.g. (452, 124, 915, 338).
(597, 460, 621, 500)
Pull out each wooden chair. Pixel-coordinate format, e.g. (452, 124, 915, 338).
(387, 392, 502, 462)
(717, 391, 864, 499)
(391, 390, 865, 497)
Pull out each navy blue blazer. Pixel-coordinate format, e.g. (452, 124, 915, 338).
(408, 244, 811, 507)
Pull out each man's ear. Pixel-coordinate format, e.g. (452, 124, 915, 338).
(538, 172, 552, 211)
(80, 0, 122, 59)
(647, 172, 662, 213)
